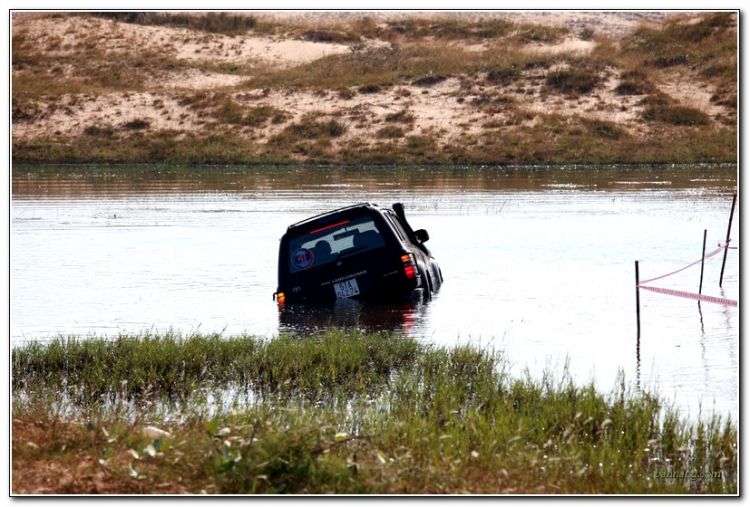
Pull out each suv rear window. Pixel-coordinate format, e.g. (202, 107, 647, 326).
(288, 215, 386, 273)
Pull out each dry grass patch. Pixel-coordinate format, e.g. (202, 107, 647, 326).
(376, 125, 407, 139)
(178, 91, 290, 128)
(384, 108, 416, 124)
(514, 23, 570, 44)
(614, 69, 657, 96)
(545, 60, 603, 96)
(90, 11, 260, 35)
(641, 104, 711, 126)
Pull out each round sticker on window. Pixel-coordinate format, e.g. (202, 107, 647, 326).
(292, 248, 314, 270)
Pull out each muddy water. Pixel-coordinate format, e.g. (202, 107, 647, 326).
(11, 165, 738, 419)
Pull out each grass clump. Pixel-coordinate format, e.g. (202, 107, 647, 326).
(82, 124, 116, 137)
(641, 105, 711, 126)
(12, 48, 195, 101)
(121, 119, 150, 131)
(358, 83, 381, 94)
(12, 330, 738, 494)
(514, 23, 570, 44)
(90, 12, 259, 35)
(623, 13, 734, 57)
(382, 18, 513, 40)
(179, 92, 289, 127)
(620, 13, 736, 85)
(384, 108, 415, 124)
(247, 105, 289, 126)
(583, 118, 627, 139)
(281, 117, 347, 140)
(376, 125, 406, 139)
(12, 329, 418, 402)
(486, 64, 523, 86)
(12, 131, 272, 165)
(471, 93, 515, 112)
(302, 29, 360, 44)
(700, 61, 735, 80)
(546, 66, 601, 95)
(245, 44, 494, 92)
(412, 74, 448, 87)
(615, 69, 656, 96)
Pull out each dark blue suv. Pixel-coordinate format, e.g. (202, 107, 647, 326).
(274, 203, 442, 304)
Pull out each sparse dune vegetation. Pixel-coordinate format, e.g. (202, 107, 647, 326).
(11, 11, 737, 165)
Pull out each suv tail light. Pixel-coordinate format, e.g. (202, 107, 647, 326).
(401, 254, 417, 279)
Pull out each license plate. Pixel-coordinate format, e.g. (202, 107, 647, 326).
(334, 278, 360, 299)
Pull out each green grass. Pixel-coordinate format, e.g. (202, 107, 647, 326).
(13, 330, 418, 403)
(12, 330, 737, 494)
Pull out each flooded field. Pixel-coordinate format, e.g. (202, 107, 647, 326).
(11, 164, 738, 419)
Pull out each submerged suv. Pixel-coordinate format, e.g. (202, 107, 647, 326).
(274, 203, 442, 304)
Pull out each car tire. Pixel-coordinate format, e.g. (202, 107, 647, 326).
(429, 260, 442, 289)
(418, 263, 432, 300)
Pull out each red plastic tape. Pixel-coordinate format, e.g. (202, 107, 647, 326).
(640, 243, 728, 285)
(638, 285, 738, 307)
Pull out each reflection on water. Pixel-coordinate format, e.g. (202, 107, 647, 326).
(12, 163, 735, 198)
(278, 299, 423, 336)
(11, 164, 738, 420)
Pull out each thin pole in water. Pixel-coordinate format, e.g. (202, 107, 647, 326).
(636, 260, 642, 390)
(699, 229, 707, 295)
(635, 261, 641, 336)
(719, 193, 737, 288)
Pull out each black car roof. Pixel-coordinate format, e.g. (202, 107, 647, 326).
(285, 202, 384, 232)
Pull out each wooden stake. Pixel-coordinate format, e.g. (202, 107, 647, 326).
(699, 229, 707, 295)
(719, 194, 737, 288)
(635, 261, 641, 336)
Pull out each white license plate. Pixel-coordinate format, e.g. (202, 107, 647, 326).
(334, 278, 360, 299)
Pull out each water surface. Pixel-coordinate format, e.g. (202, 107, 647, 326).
(11, 164, 739, 419)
